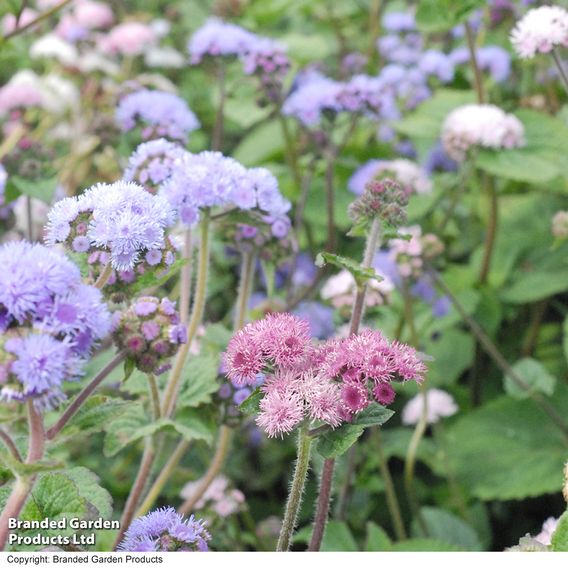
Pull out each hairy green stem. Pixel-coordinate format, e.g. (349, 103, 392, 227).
(277, 425, 312, 551)
(403, 381, 429, 536)
(374, 429, 407, 540)
(162, 212, 211, 418)
(309, 217, 382, 551)
(2, 0, 73, 41)
(135, 440, 190, 517)
(478, 173, 498, 285)
(178, 250, 256, 515)
(552, 49, 568, 95)
(212, 63, 226, 151)
(179, 425, 233, 516)
(465, 22, 485, 104)
(0, 402, 45, 550)
(94, 262, 114, 290)
(46, 351, 126, 440)
(179, 230, 194, 325)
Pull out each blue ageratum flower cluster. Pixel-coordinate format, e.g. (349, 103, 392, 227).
(46, 181, 176, 271)
(0, 241, 111, 409)
(160, 151, 291, 236)
(116, 89, 200, 143)
(282, 71, 398, 127)
(118, 507, 211, 552)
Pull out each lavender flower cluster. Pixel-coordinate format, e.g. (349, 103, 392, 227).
(160, 151, 291, 236)
(46, 181, 176, 271)
(188, 19, 291, 102)
(118, 507, 210, 552)
(116, 89, 200, 143)
(0, 241, 111, 409)
(224, 312, 425, 437)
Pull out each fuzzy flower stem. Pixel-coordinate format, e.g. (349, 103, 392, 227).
(2, 0, 73, 41)
(374, 428, 407, 540)
(46, 351, 126, 440)
(404, 381, 429, 536)
(179, 230, 194, 325)
(278, 115, 302, 191)
(465, 22, 485, 104)
(552, 48, 568, 96)
(478, 172, 498, 285)
(309, 216, 382, 552)
(178, 250, 255, 515)
(349, 217, 381, 335)
(94, 262, 114, 290)
(277, 424, 312, 551)
(112, 373, 162, 549)
(0, 479, 30, 550)
(429, 268, 568, 443)
(178, 425, 233, 516)
(135, 440, 190, 518)
(324, 156, 337, 253)
(0, 430, 22, 463)
(0, 402, 45, 550)
(161, 212, 211, 418)
(212, 62, 226, 151)
(113, 441, 156, 549)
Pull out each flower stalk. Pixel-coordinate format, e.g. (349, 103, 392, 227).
(277, 424, 313, 551)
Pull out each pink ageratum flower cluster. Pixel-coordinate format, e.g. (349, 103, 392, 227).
(510, 5, 568, 59)
(224, 313, 426, 437)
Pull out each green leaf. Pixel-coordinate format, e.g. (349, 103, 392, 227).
(0, 450, 63, 478)
(232, 120, 283, 166)
(320, 521, 358, 552)
(315, 252, 382, 287)
(389, 539, 461, 551)
(423, 329, 475, 386)
(551, 509, 568, 551)
(7, 176, 58, 204)
(56, 396, 135, 439)
(177, 355, 220, 409)
(501, 270, 568, 303)
(238, 387, 263, 416)
(103, 403, 213, 457)
(365, 522, 392, 551)
(445, 388, 568, 500)
(351, 404, 394, 428)
(504, 358, 557, 400)
(123, 357, 136, 382)
(394, 89, 475, 142)
(415, 0, 484, 32)
(20, 467, 112, 524)
(413, 507, 482, 551)
(477, 110, 568, 183)
(315, 423, 364, 459)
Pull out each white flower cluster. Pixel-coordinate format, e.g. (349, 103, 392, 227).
(441, 104, 525, 162)
(511, 5, 568, 59)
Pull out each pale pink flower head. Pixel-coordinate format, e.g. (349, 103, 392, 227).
(256, 312, 312, 368)
(0, 71, 44, 116)
(511, 6, 568, 59)
(3, 8, 37, 35)
(74, 0, 114, 29)
(401, 388, 458, 426)
(224, 325, 264, 386)
(98, 22, 157, 57)
(256, 385, 304, 438)
(321, 269, 394, 309)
